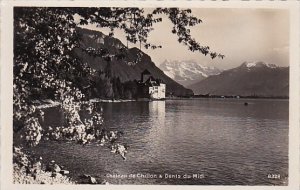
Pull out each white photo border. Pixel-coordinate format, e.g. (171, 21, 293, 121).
(1, 1, 299, 190)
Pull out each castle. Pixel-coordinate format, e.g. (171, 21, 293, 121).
(137, 69, 166, 100)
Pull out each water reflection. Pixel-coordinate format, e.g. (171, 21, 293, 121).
(31, 99, 288, 185)
(145, 101, 167, 162)
(149, 101, 166, 124)
(42, 106, 64, 127)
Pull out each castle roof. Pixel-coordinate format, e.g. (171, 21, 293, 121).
(144, 76, 164, 86)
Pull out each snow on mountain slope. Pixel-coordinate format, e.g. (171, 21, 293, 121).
(244, 61, 278, 69)
(159, 60, 222, 87)
(188, 61, 289, 97)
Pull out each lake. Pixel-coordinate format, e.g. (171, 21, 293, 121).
(29, 98, 289, 185)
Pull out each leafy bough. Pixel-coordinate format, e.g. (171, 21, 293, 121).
(13, 7, 224, 182)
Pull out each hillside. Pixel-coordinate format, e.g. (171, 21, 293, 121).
(74, 27, 193, 97)
(188, 61, 289, 97)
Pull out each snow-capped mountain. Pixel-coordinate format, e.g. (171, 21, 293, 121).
(188, 61, 289, 97)
(159, 60, 222, 87)
(241, 61, 278, 69)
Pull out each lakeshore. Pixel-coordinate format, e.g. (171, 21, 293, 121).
(33, 94, 289, 110)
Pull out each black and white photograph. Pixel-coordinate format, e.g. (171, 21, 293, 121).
(1, 1, 300, 189)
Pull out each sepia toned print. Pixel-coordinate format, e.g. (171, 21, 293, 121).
(1, 1, 299, 189)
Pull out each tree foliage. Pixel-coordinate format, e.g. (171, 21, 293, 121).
(14, 7, 223, 147)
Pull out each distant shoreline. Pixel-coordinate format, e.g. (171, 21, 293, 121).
(33, 96, 289, 109)
(167, 96, 289, 100)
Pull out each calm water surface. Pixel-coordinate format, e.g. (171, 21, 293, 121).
(30, 99, 288, 185)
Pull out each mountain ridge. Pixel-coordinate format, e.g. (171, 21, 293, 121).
(159, 59, 222, 87)
(188, 61, 289, 97)
(74, 27, 194, 97)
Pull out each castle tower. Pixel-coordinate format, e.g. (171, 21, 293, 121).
(141, 69, 151, 83)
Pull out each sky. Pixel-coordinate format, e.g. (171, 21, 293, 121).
(83, 8, 289, 70)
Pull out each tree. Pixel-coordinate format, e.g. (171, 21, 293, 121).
(13, 7, 225, 183)
(14, 7, 223, 146)
(124, 80, 138, 99)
